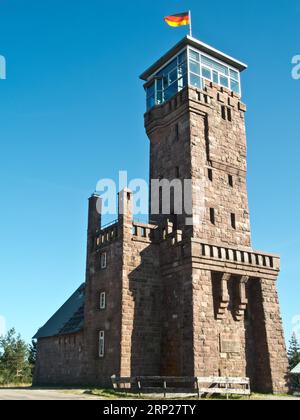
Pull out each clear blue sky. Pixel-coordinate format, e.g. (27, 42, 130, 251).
(0, 0, 299, 345)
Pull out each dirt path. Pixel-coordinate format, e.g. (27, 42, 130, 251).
(0, 388, 100, 400)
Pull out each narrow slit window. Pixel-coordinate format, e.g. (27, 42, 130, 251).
(208, 168, 213, 182)
(210, 208, 215, 225)
(100, 252, 107, 269)
(175, 166, 180, 178)
(228, 174, 234, 187)
(221, 106, 226, 120)
(231, 213, 236, 229)
(227, 107, 232, 122)
(100, 292, 106, 310)
(99, 331, 105, 358)
(175, 123, 179, 140)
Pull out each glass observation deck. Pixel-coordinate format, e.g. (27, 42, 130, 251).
(140, 36, 247, 111)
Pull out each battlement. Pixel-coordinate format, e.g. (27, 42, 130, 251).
(145, 83, 246, 133)
(94, 218, 184, 249)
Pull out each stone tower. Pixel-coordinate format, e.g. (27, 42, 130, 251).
(33, 35, 288, 393)
(138, 35, 288, 392)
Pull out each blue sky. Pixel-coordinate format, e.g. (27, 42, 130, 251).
(0, 0, 299, 345)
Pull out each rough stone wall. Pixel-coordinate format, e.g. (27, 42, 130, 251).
(83, 237, 123, 386)
(34, 333, 84, 385)
(145, 85, 251, 247)
(83, 196, 123, 387)
(248, 277, 289, 393)
(156, 233, 194, 377)
(192, 269, 247, 378)
(119, 190, 162, 377)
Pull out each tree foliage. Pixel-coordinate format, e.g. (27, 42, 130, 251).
(288, 332, 300, 389)
(0, 328, 32, 385)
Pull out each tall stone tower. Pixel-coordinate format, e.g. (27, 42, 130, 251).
(139, 35, 288, 393)
(33, 35, 288, 394)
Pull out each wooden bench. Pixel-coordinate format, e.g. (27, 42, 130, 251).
(197, 376, 251, 399)
(111, 375, 251, 399)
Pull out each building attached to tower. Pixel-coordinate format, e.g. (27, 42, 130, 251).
(34, 36, 289, 393)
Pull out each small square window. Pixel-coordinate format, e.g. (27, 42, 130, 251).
(190, 74, 201, 88)
(99, 331, 105, 358)
(230, 79, 240, 94)
(100, 292, 106, 310)
(230, 69, 239, 81)
(213, 71, 219, 84)
(220, 75, 229, 88)
(100, 252, 107, 269)
(190, 60, 200, 74)
(189, 50, 200, 61)
(202, 66, 212, 80)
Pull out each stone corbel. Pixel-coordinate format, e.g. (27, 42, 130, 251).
(235, 275, 249, 321)
(216, 273, 231, 320)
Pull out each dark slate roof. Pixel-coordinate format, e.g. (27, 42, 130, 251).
(33, 284, 85, 339)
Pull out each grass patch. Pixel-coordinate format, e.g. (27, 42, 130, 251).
(0, 383, 32, 389)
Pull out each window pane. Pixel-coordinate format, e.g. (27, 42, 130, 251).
(190, 60, 200, 75)
(178, 74, 188, 91)
(202, 66, 212, 80)
(147, 95, 155, 110)
(156, 91, 163, 104)
(189, 50, 200, 61)
(178, 51, 187, 64)
(190, 73, 201, 88)
(157, 58, 177, 78)
(156, 78, 163, 91)
(201, 55, 229, 75)
(164, 82, 178, 101)
(169, 69, 178, 85)
(230, 78, 240, 94)
(220, 75, 229, 88)
(213, 71, 219, 84)
(178, 62, 187, 77)
(230, 69, 239, 81)
(147, 83, 155, 98)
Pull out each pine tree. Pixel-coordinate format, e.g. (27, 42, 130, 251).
(0, 328, 32, 385)
(28, 339, 37, 376)
(288, 333, 300, 389)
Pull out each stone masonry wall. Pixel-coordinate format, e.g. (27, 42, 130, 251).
(119, 190, 162, 377)
(34, 333, 84, 385)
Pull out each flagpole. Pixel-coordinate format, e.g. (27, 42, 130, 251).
(189, 10, 192, 37)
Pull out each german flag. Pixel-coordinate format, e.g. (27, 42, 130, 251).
(164, 12, 190, 27)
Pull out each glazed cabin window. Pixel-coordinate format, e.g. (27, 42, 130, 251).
(188, 48, 241, 94)
(146, 51, 188, 110)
